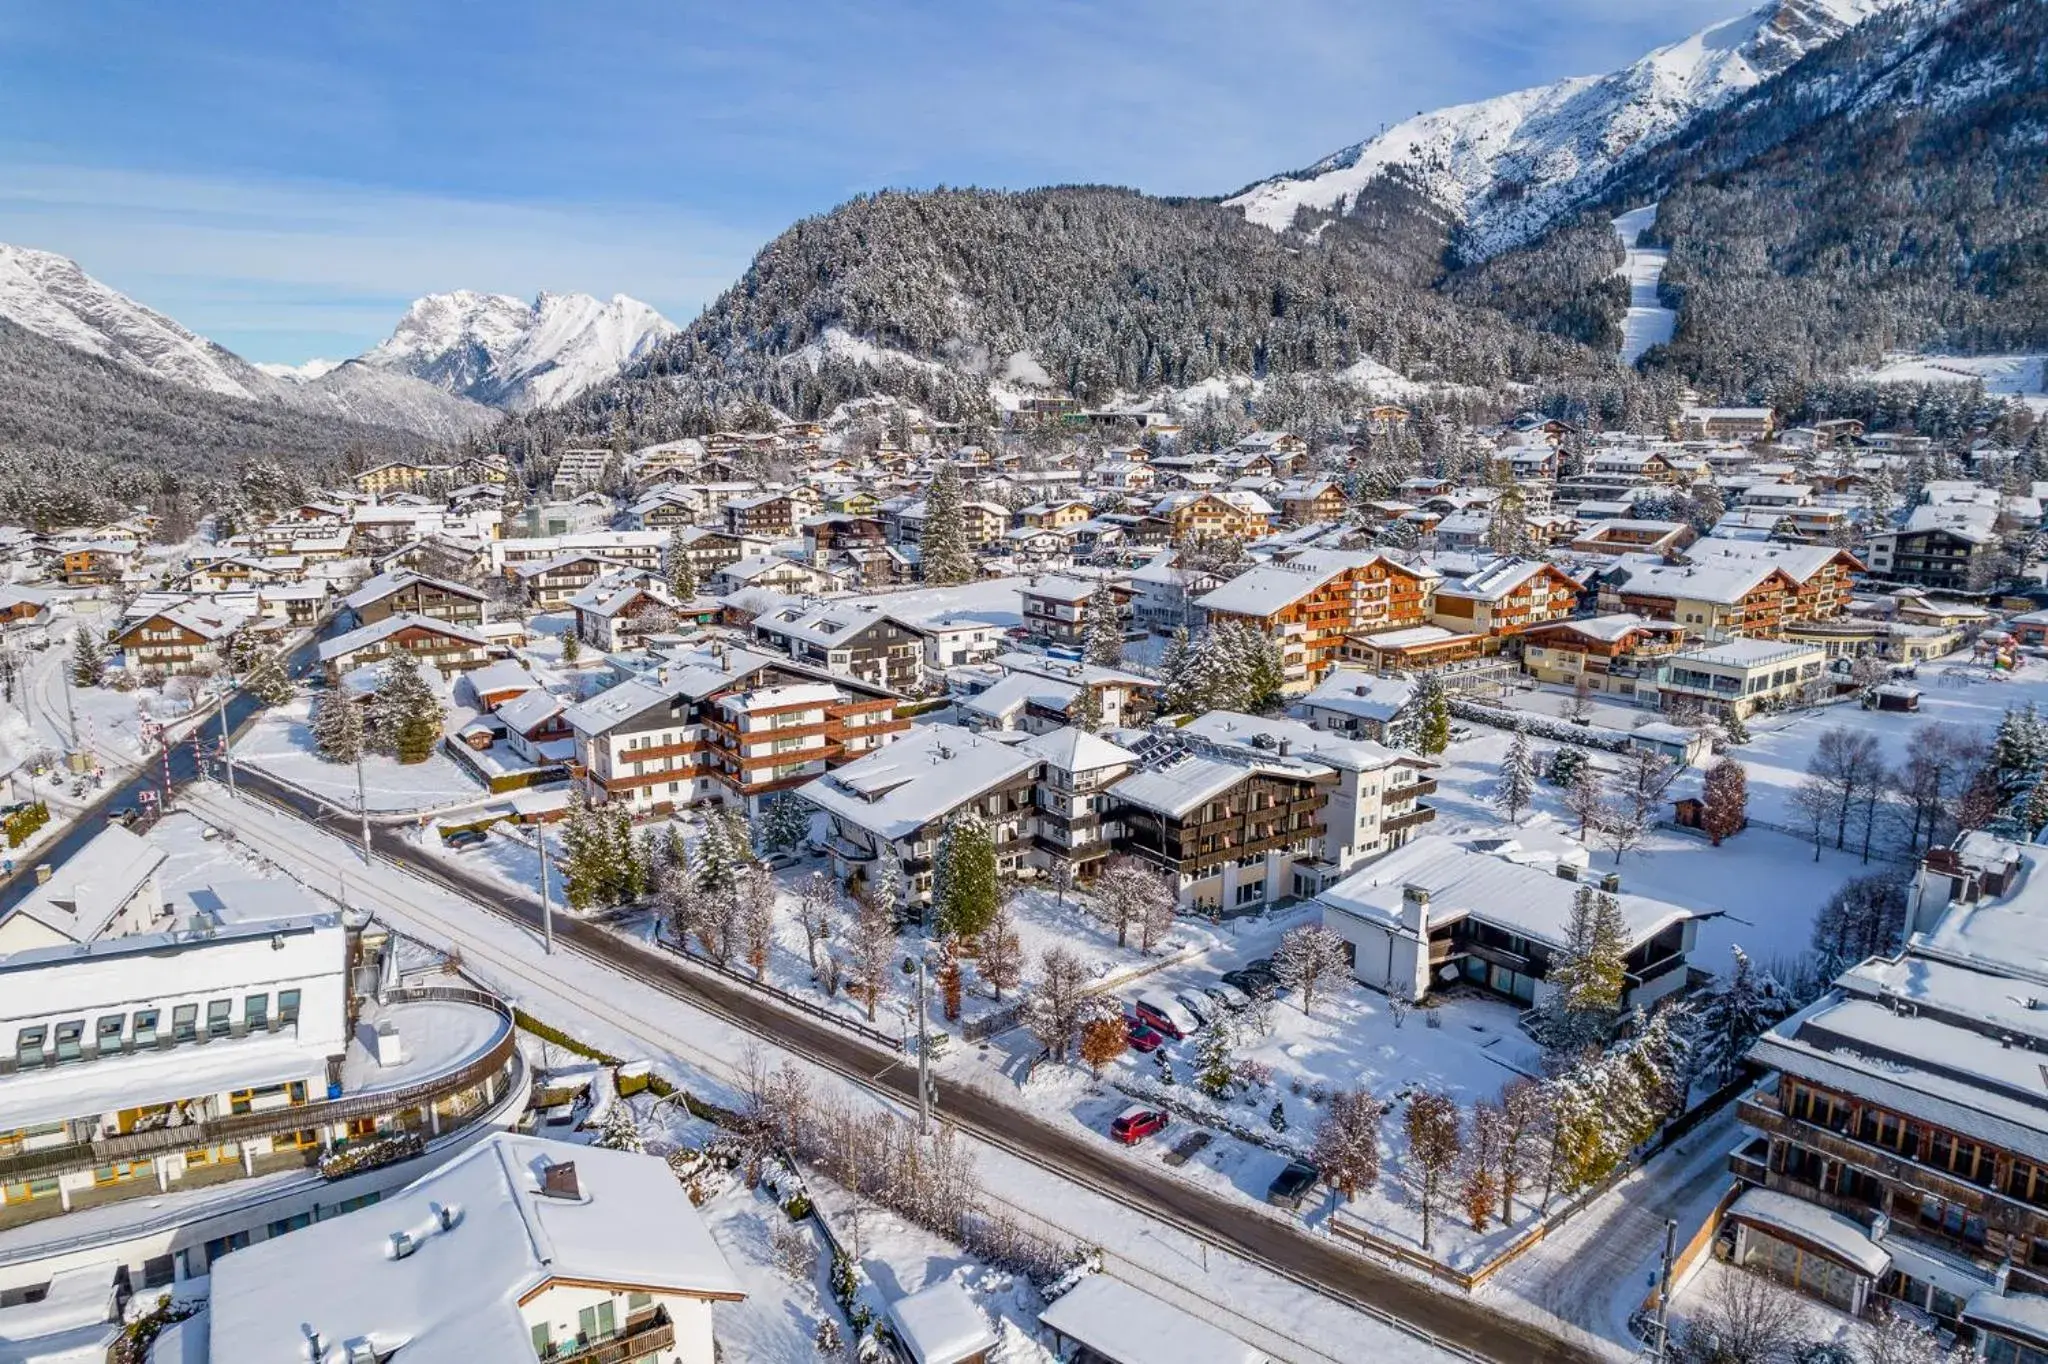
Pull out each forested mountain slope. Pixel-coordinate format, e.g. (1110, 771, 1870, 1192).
(487, 185, 1630, 456)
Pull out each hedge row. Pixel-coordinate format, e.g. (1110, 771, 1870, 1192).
(1447, 698, 1632, 752)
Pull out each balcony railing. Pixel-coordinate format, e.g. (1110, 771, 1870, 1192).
(548, 1309, 675, 1364)
(1382, 803, 1437, 834)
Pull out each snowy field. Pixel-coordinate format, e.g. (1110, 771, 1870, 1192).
(234, 697, 484, 813)
(1612, 206, 1675, 366)
(1857, 351, 2048, 412)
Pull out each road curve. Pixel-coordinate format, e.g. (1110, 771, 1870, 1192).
(209, 764, 1600, 1364)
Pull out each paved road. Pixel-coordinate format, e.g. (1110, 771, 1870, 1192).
(204, 761, 1599, 1364)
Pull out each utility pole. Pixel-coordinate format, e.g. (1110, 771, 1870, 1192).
(354, 748, 372, 864)
(539, 831, 554, 955)
(60, 663, 79, 749)
(915, 956, 932, 1136)
(1651, 1216, 1678, 1362)
(217, 669, 238, 798)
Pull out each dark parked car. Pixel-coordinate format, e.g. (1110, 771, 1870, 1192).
(1109, 1105, 1170, 1146)
(443, 828, 490, 851)
(1221, 967, 1280, 1001)
(1124, 1017, 1167, 1053)
(1267, 1159, 1320, 1209)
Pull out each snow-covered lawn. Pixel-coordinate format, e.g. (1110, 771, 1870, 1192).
(1856, 351, 2048, 412)
(234, 697, 485, 813)
(1722, 653, 2048, 831)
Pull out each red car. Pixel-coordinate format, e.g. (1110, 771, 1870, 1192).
(1109, 1104, 1170, 1145)
(1125, 1017, 1166, 1053)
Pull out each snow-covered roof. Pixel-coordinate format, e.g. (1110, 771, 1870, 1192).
(718, 681, 842, 716)
(1965, 1291, 2048, 1348)
(1195, 553, 1370, 617)
(1016, 726, 1138, 773)
(886, 1282, 999, 1364)
(1317, 834, 1691, 954)
(1673, 637, 1821, 670)
(1439, 556, 1579, 602)
(961, 669, 1076, 723)
(1726, 1187, 1890, 1278)
(495, 689, 564, 735)
(464, 659, 540, 699)
(1351, 624, 1475, 651)
(343, 570, 482, 611)
(206, 1134, 742, 1364)
(993, 650, 1155, 690)
(0, 824, 164, 945)
(1038, 1275, 1265, 1364)
(1527, 612, 1681, 644)
(559, 646, 781, 735)
(1019, 575, 1097, 604)
(1181, 710, 1407, 774)
(1298, 669, 1414, 722)
(799, 725, 1039, 840)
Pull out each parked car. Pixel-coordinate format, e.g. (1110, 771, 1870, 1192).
(1267, 1159, 1320, 1210)
(761, 850, 801, 871)
(1173, 991, 1215, 1029)
(1132, 993, 1199, 1040)
(1124, 1017, 1167, 1053)
(1221, 967, 1279, 1001)
(1109, 1105, 1170, 1146)
(1204, 981, 1252, 1013)
(443, 828, 489, 851)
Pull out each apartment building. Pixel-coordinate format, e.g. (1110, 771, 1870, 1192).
(803, 726, 1043, 909)
(749, 600, 926, 693)
(110, 601, 248, 676)
(1016, 727, 1140, 881)
(1520, 614, 1688, 699)
(343, 570, 488, 628)
(1178, 712, 1436, 893)
(1429, 557, 1582, 642)
(1724, 832, 2048, 1349)
(1318, 835, 1696, 1009)
(1656, 638, 1828, 719)
(564, 645, 904, 816)
(1197, 550, 1439, 692)
(316, 613, 495, 680)
(1150, 490, 1276, 540)
(0, 914, 525, 1296)
(1020, 575, 1124, 648)
(491, 530, 667, 576)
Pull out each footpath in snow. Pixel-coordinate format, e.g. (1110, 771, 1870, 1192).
(1612, 205, 1675, 367)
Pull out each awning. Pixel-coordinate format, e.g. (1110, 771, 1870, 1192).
(1726, 1188, 1891, 1279)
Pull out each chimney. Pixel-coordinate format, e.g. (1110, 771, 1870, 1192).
(1401, 883, 1430, 937)
(1278, 738, 1292, 757)
(541, 1161, 581, 1200)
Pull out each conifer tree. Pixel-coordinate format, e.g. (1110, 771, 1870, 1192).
(762, 794, 811, 853)
(1157, 628, 1197, 714)
(1083, 580, 1124, 668)
(1409, 673, 1451, 756)
(1197, 1019, 1236, 1098)
(561, 800, 612, 913)
(667, 530, 698, 600)
(593, 1096, 644, 1152)
(1544, 886, 1628, 1049)
(1491, 720, 1536, 824)
(609, 806, 645, 902)
(374, 651, 442, 764)
(1696, 946, 1788, 1085)
(561, 627, 582, 666)
(245, 653, 295, 706)
(312, 692, 365, 764)
(920, 462, 975, 585)
(70, 627, 104, 687)
(935, 810, 998, 940)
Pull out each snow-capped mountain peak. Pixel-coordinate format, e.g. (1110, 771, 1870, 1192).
(358, 288, 676, 410)
(1224, 0, 1909, 259)
(0, 242, 271, 399)
(254, 357, 341, 383)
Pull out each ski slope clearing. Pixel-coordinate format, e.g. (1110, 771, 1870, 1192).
(1612, 206, 1675, 367)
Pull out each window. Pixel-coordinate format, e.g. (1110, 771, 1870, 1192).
(245, 995, 268, 1030)
(97, 1015, 125, 1053)
(133, 1010, 159, 1046)
(531, 1323, 553, 1359)
(1235, 882, 1264, 906)
(14, 1026, 46, 1068)
(206, 1000, 233, 1038)
(626, 1292, 652, 1314)
(172, 1005, 198, 1042)
(53, 1020, 84, 1064)
(577, 1300, 617, 1343)
(276, 992, 300, 1027)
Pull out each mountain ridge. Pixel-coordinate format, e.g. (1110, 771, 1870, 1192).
(1223, 0, 1907, 260)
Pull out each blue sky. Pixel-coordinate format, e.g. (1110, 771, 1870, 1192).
(0, 0, 1741, 363)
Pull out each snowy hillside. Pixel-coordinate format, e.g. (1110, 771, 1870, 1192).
(0, 242, 276, 399)
(1225, 0, 1904, 259)
(358, 289, 676, 410)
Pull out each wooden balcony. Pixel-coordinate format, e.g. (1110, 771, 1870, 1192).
(1382, 803, 1437, 834)
(549, 1309, 674, 1364)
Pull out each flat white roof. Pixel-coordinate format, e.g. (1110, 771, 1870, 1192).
(1038, 1275, 1265, 1364)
